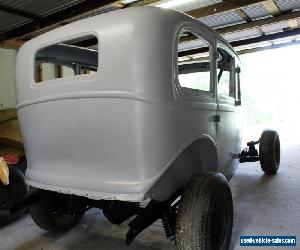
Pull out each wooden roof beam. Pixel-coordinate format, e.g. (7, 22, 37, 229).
(127, 0, 158, 7)
(237, 40, 300, 55)
(263, 0, 281, 16)
(0, 4, 41, 21)
(234, 9, 251, 22)
(186, 0, 266, 19)
(234, 8, 265, 36)
(181, 11, 300, 44)
(287, 19, 299, 30)
(0, 0, 120, 42)
(178, 28, 300, 57)
(218, 10, 300, 34)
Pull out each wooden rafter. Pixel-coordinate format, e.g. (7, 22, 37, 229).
(263, 0, 281, 16)
(186, 0, 265, 19)
(0, 4, 41, 21)
(0, 0, 299, 52)
(218, 11, 300, 34)
(234, 9, 251, 22)
(128, 0, 158, 7)
(0, 0, 121, 42)
(237, 40, 300, 55)
(287, 19, 299, 30)
(178, 28, 300, 57)
(234, 8, 265, 36)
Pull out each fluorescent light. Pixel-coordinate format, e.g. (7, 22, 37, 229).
(156, 0, 194, 9)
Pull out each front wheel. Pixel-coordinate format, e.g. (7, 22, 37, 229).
(176, 172, 233, 250)
(259, 130, 280, 175)
(30, 192, 85, 233)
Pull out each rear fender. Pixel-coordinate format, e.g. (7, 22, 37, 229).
(146, 135, 218, 201)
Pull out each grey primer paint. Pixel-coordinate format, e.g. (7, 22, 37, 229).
(16, 7, 242, 202)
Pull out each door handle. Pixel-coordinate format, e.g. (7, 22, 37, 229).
(213, 114, 220, 123)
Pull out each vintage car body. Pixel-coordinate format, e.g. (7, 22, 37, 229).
(16, 7, 241, 202)
(14, 7, 281, 248)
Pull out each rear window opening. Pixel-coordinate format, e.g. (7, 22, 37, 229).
(177, 32, 212, 94)
(35, 35, 98, 83)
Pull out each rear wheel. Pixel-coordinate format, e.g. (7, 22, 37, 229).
(30, 192, 85, 233)
(259, 130, 280, 175)
(0, 165, 26, 210)
(0, 163, 28, 225)
(176, 172, 233, 250)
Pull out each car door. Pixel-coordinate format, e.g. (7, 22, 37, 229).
(215, 42, 242, 178)
(176, 28, 218, 144)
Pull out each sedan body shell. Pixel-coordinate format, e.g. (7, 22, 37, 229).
(16, 7, 241, 202)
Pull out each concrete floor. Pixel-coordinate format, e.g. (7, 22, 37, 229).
(0, 132, 299, 250)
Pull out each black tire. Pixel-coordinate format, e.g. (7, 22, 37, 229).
(259, 130, 280, 175)
(0, 209, 25, 226)
(0, 165, 27, 210)
(0, 165, 27, 226)
(16, 156, 27, 175)
(30, 193, 85, 233)
(176, 172, 233, 250)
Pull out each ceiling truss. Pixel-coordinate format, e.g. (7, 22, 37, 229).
(0, 0, 299, 54)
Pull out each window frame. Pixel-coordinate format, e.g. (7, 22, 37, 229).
(175, 26, 215, 102)
(33, 32, 99, 86)
(235, 59, 242, 106)
(216, 42, 237, 105)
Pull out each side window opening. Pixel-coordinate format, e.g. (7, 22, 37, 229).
(217, 48, 235, 98)
(35, 35, 98, 83)
(177, 32, 212, 95)
(235, 64, 241, 105)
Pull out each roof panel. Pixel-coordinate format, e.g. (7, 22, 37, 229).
(199, 10, 244, 28)
(274, 0, 300, 12)
(0, 9, 30, 32)
(223, 28, 261, 42)
(156, 0, 222, 12)
(241, 4, 271, 20)
(178, 39, 207, 52)
(261, 21, 289, 34)
(0, 0, 86, 17)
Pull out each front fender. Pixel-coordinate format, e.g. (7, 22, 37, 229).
(146, 135, 218, 201)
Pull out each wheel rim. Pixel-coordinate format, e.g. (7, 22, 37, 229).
(210, 196, 227, 249)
